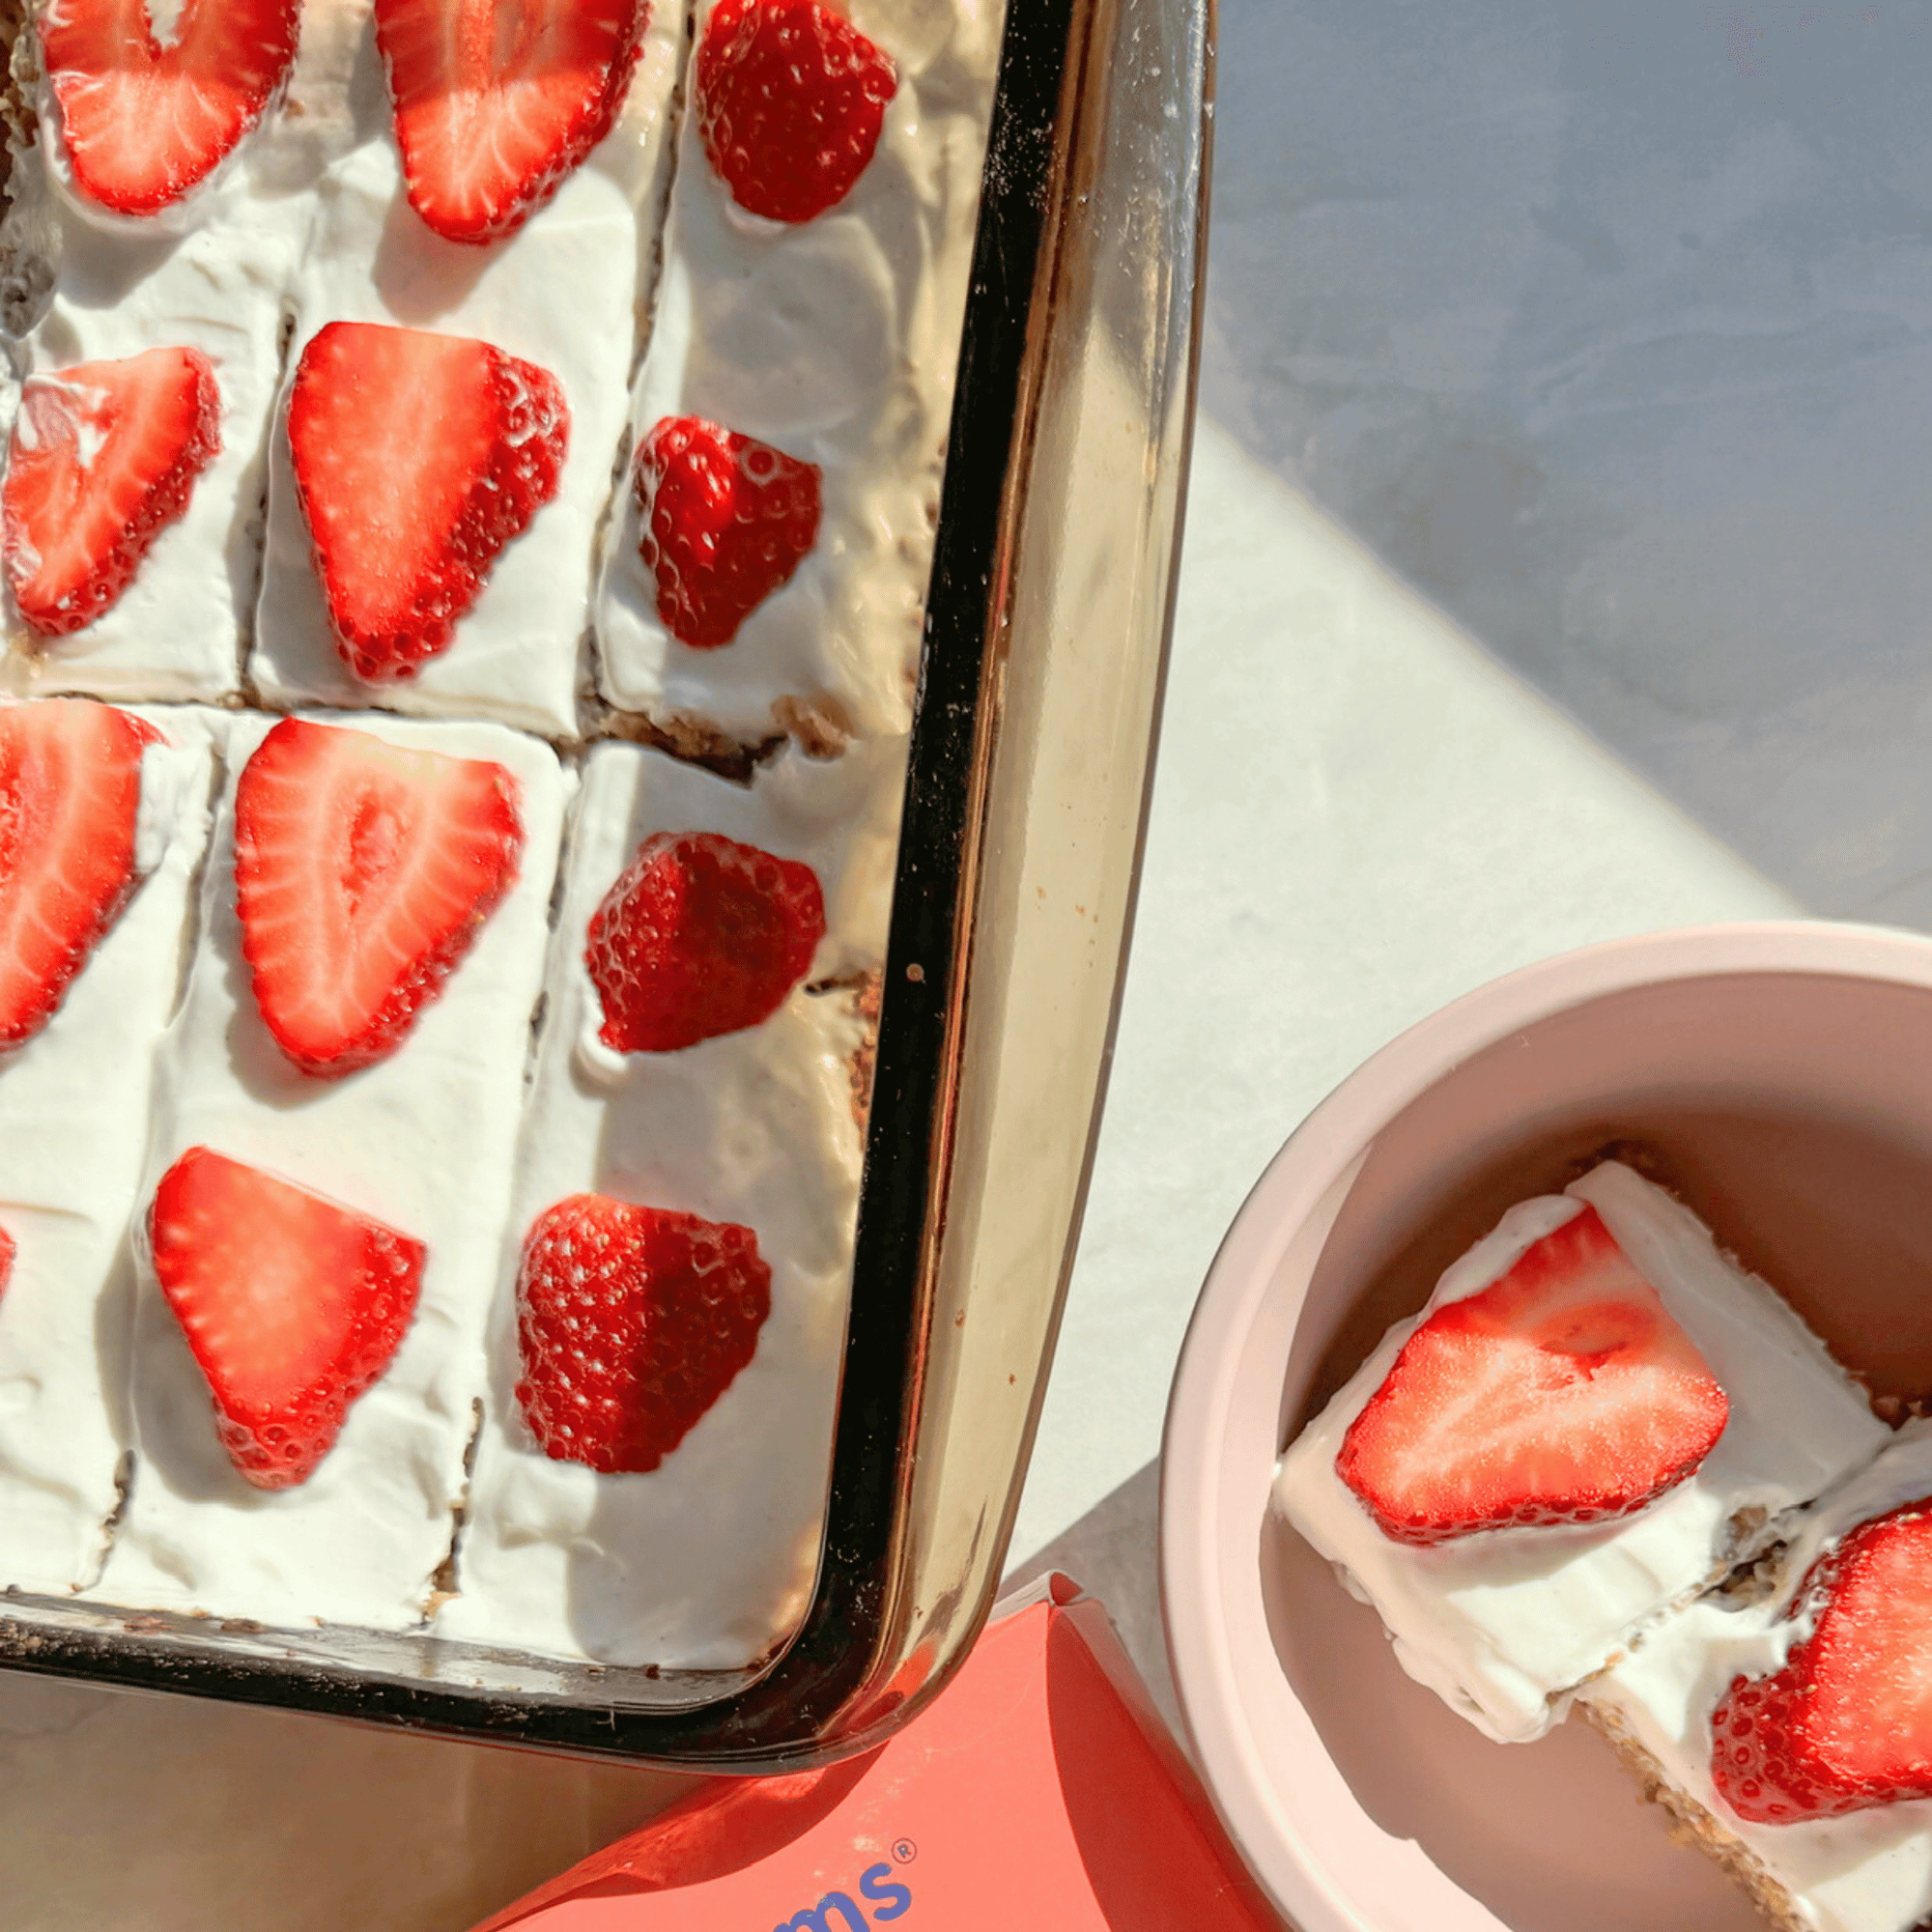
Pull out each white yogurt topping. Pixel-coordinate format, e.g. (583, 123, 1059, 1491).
(90, 711, 567, 1634)
(594, 0, 1001, 747)
(0, 703, 215, 1596)
(435, 738, 897, 1667)
(1272, 1160, 1889, 1743)
(0, 148, 299, 701)
(248, 8, 684, 739)
(1583, 1425, 1932, 1932)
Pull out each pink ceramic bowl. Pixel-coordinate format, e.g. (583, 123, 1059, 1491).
(1160, 922, 1932, 1932)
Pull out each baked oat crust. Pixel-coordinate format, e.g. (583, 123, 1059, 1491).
(1579, 1698, 1810, 1932)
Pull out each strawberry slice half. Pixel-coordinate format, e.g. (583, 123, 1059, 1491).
(375, 0, 649, 245)
(516, 1192, 771, 1473)
(4, 347, 222, 637)
(635, 415, 821, 649)
(41, 0, 300, 217)
(1713, 1501, 1932, 1822)
(584, 830, 826, 1053)
(287, 320, 569, 680)
(1336, 1203, 1729, 1546)
(695, 0, 897, 224)
(234, 716, 525, 1076)
(0, 698, 159, 1049)
(149, 1146, 425, 1490)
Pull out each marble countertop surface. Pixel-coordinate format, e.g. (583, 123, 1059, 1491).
(5, 4, 1921, 1925)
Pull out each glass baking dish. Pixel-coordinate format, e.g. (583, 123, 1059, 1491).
(0, 0, 1213, 1770)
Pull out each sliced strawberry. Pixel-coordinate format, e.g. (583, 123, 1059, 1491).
(695, 0, 897, 224)
(0, 1226, 14, 1299)
(148, 1147, 424, 1489)
(41, 0, 300, 216)
(286, 321, 569, 680)
(516, 1192, 770, 1472)
(1713, 1502, 1932, 1823)
(4, 347, 222, 636)
(234, 716, 525, 1075)
(1336, 1204, 1729, 1546)
(375, 0, 649, 245)
(634, 415, 820, 649)
(584, 831, 825, 1052)
(0, 698, 159, 1049)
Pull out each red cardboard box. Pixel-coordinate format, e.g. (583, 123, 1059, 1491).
(472, 1576, 1279, 1931)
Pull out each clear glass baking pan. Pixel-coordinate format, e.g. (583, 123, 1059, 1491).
(0, 0, 1213, 1770)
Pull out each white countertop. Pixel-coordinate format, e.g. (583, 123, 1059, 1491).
(6, 2, 1924, 1923)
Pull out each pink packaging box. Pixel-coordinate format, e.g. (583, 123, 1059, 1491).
(472, 1575, 1280, 1931)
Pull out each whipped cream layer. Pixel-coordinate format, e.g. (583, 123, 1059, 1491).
(1273, 1159, 1889, 1743)
(249, 8, 685, 739)
(91, 711, 567, 1634)
(0, 704, 215, 1595)
(0, 2, 377, 699)
(594, 0, 1001, 748)
(436, 737, 900, 1667)
(1583, 1427, 1932, 1932)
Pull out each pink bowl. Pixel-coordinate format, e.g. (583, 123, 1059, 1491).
(1159, 922, 1932, 1932)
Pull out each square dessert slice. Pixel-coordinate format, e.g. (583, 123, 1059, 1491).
(593, 0, 1002, 752)
(1581, 1426, 1932, 1932)
(434, 736, 903, 1668)
(90, 711, 566, 1633)
(0, 1, 373, 700)
(0, 700, 216, 1594)
(1273, 1159, 1889, 1742)
(247, 3, 685, 738)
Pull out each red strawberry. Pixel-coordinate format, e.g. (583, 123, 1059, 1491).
(584, 831, 825, 1052)
(634, 415, 820, 649)
(375, 0, 649, 245)
(234, 716, 525, 1075)
(0, 1226, 14, 1298)
(516, 1192, 770, 1472)
(1336, 1204, 1729, 1546)
(40, 0, 299, 216)
(286, 320, 569, 680)
(148, 1146, 425, 1490)
(695, 0, 896, 224)
(0, 698, 159, 1048)
(4, 347, 222, 636)
(1712, 1502, 1932, 1823)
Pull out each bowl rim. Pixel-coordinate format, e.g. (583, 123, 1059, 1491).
(1157, 917, 1932, 1930)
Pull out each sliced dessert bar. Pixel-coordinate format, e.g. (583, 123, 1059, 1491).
(1581, 1425, 1932, 1932)
(0, 0, 371, 700)
(593, 0, 1001, 752)
(1273, 1159, 1889, 1742)
(436, 736, 902, 1667)
(248, 3, 685, 737)
(0, 699, 216, 1594)
(92, 710, 566, 1632)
